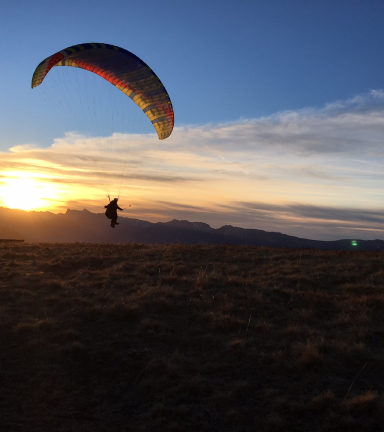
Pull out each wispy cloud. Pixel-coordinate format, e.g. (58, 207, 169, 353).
(2, 91, 384, 240)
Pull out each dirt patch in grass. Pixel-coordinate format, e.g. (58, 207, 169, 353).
(1, 243, 384, 431)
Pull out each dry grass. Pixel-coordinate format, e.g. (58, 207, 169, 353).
(1, 243, 384, 431)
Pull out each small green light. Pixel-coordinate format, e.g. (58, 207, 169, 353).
(351, 240, 357, 246)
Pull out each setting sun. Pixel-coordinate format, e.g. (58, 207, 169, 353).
(1, 175, 55, 211)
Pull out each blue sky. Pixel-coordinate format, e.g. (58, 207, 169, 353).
(2, 0, 384, 240)
(3, 0, 384, 146)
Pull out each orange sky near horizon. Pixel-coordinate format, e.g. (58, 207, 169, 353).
(2, 94, 384, 241)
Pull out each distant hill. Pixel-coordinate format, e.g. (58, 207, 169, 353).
(0, 206, 383, 250)
(0, 225, 24, 240)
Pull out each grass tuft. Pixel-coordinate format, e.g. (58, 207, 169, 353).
(341, 390, 378, 415)
(309, 390, 336, 411)
(296, 342, 322, 368)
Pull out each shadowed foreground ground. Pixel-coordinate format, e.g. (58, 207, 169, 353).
(1, 243, 384, 431)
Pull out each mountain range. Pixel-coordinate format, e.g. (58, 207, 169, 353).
(0, 206, 383, 250)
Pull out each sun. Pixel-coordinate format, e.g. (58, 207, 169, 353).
(1, 176, 55, 211)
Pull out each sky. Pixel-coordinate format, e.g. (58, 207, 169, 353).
(2, 0, 384, 240)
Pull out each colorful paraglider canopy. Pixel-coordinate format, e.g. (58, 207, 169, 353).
(32, 43, 174, 140)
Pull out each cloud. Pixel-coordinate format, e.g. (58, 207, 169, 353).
(169, 90, 384, 158)
(231, 201, 384, 226)
(6, 89, 384, 173)
(2, 90, 384, 240)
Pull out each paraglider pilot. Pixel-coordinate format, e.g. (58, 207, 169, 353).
(105, 198, 124, 228)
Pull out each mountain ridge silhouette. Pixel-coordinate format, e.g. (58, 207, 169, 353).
(0, 206, 383, 250)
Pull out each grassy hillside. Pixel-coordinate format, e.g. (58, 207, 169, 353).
(1, 243, 384, 431)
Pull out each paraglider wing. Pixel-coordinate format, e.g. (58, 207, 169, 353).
(31, 43, 174, 140)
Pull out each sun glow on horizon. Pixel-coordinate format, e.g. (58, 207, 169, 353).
(0, 174, 56, 211)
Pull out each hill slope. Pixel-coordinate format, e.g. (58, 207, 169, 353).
(1, 242, 384, 431)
